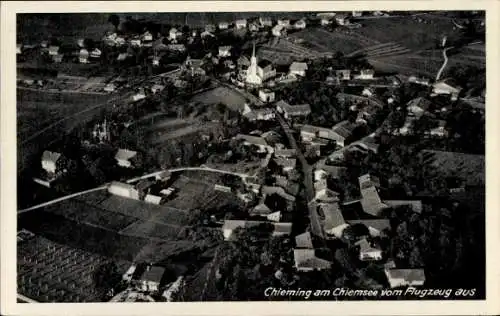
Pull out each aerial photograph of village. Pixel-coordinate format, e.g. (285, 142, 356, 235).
(16, 10, 485, 302)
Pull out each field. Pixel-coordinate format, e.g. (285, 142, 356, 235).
(288, 28, 372, 55)
(190, 86, 248, 112)
(18, 234, 131, 302)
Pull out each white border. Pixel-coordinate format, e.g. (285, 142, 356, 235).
(2, 1, 499, 316)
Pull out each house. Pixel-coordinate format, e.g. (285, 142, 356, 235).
(266, 211, 282, 222)
(167, 44, 186, 52)
(259, 89, 276, 103)
(259, 16, 273, 27)
(41, 151, 66, 174)
(252, 199, 272, 215)
(385, 267, 426, 288)
(289, 62, 308, 77)
(253, 108, 276, 121)
(319, 203, 347, 238)
(385, 200, 423, 214)
(261, 186, 296, 202)
(320, 17, 333, 25)
(104, 83, 116, 92)
(249, 22, 260, 32)
(115, 149, 137, 168)
(277, 19, 290, 27)
(201, 30, 215, 38)
(138, 265, 165, 293)
(218, 45, 232, 57)
(235, 19, 247, 29)
(237, 55, 251, 69)
(314, 181, 340, 203)
(335, 14, 350, 26)
(274, 157, 297, 173)
(90, 48, 102, 58)
(214, 184, 232, 193)
(257, 59, 276, 81)
(130, 38, 142, 47)
(359, 174, 387, 217)
(145, 194, 163, 205)
(356, 69, 375, 80)
(16, 43, 23, 54)
(155, 171, 171, 182)
(169, 28, 181, 40)
(160, 187, 176, 197)
(331, 120, 358, 147)
(234, 133, 271, 153)
(347, 219, 391, 237)
(151, 84, 165, 94)
(336, 69, 351, 80)
(205, 24, 216, 33)
(293, 249, 332, 272)
(272, 24, 285, 37)
(355, 238, 383, 261)
(428, 121, 448, 138)
(122, 264, 137, 282)
(79, 49, 89, 63)
(295, 231, 314, 248)
(274, 148, 296, 158)
(362, 87, 375, 97)
(117, 53, 129, 61)
(294, 19, 307, 30)
(142, 31, 153, 42)
(300, 124, 340, 142)
(108, 181, 140, 200)
(52, 54, 63, 63)
(132, 90, 146, 102)
(152, 55, 161, 66)
(352, 11, 363, 17)
(314, 169, 328, 182)
(48, 45, 59, 56)
(218, 21, 229, 30)
(275, 100, 311, 119)
(432, 79, 462, 100)
(406, 97, 432, 118)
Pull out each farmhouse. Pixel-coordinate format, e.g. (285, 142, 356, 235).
(142, 31, 153, 42)
(261, 186, 296, 202)
(108, 181, 140, 200)
(132, 89, 146, 102)
(293, 249, 332, 272)
(41, 151, 66, 174)
(275, 100, 311, 119)
(48, 45, 60, 56)
(235, 19, 248, 29)
(336, 69, 351, 80)
(130, 38, 141, 47)
(259, 89, 276, 103)
(257, 59, 276, 81)
(79, 49, 89, 63)
(218, 21, 229, 30)
(218, 45, 232, 57)
(356, 69, 375, 80)
(277, 19, 291, 27)
(300, 124, 338, 142)
(234, 133, 271, 153)
(137, 265, 165, 293)
(295, 231, 314, 249)
(384, 265, 426, 288)
(151, 84, 165, 94)
(314, 180, 340, 203)
(169, 28, 182, 40)
(356, 238, 383, 261)
(90, 48, 102, 58)
(335, 14, 350, 26)
(252, 108, 276, 121)
(319, 203, 347, 238)
(259, 16, 273, 27)
(167, 44, 186, 52)
(145, 194, 163, 205)
(314, 169, 328, 182)
(115, 149, 138, 168)
(274, 157, 297, 173)
(214, 184, 232, 193)
(432, 79, 462, 100)
(407, 97, 432, 118)
(52, 54, 64, 63)
(331, 120, 358, 147)
(320, 17, 333, 26)
(289, 62, 308, 77)
(104, 83, 116, 92)
(294, 19, 307, 29)
(272, 25, 285, 37)
(358, 174, 387, 217)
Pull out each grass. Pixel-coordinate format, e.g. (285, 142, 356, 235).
(190, 86, 248, 112)
(289, 28, 367, 54)
(119, 219, 183, 240)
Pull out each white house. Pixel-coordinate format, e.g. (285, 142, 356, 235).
(259, 16, 273, 27)
(362, 87, 375, 97)
(259, 89, 276, 103)
(356, 69, 375, 80)
(320, 17, 332, 26)
(335, 14, 350, 26)
(130, 38, 141, 47)
(79, 49, 89, 63)
(352, 11, 363, 17)
(355, 238, 383, 261)
(432, 79, 462, 100)
(272, 24, 285, 37)
(266, 211, 282, 222)
(117, 53, 129, 61)
(41, 151, 65, 174)
(218, 21, 229, 30)
(289, 62, 308, 77)
(138, 266, 165, 293)
(169, 28, 181, 40)
(115, 149, 137, 168)
(90, 48, 102, 58)
(108, 181, 140, 200)
(277, 19, 290, 27)
(235, 19, 248, 29)
(294, 19, 307, 29)
(218, 45, 232, 57)
(16, 43, 23, 54)
(48, 46, 60, 56)
(132, 90, 146, 102)
(122, 264, 137, 282)
(314, 169, 328, 182)
(142, 31, 153, 42)
(151, 84, 165, 94)
(145, 194, 163, 205)
(104, 83, 116, 92)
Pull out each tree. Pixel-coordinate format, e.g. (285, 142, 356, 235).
(93, 262, 122, 298)
(108, 14, 121, 30)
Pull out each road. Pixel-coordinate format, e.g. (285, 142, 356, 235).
(17, 293, 39, 303)
(18, 166, 252, 214)
(435, 46, 454, 81)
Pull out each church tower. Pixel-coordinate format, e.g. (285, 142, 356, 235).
(245, 42, 262, 86)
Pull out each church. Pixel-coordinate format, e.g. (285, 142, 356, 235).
(245, 42, 276, 87)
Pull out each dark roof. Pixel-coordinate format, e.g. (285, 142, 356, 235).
(348, 219, 391, 233)
(258, 59, 273, 69)
(140, 266, 165, 283)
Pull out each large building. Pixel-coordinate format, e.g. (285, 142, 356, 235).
(245, 43, 263, 86)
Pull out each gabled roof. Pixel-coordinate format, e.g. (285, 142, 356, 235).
(290, 62, 308, 72)
(407, 97, 432, 111)
(319, 203, 345, 231)
(385, 269, 426, 283)
(261, 186, 296, 201)
(293, 249, 332, 270)
(234, 134, 269, 147)
(274, 157, 297, 169)
(295, 232, 314, 248)
(42, 150, 62, 163)
(355, 238, 381, 253)
(274, 222, 293, 234)
(115, 149, 137, 161)
(332, 120, 358, 139)
(358, 174, 380, 190)
(360, 186, 387, 216)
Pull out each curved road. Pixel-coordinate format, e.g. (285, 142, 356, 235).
(435, 46, 454, 81)
(18, 166, 252, 214)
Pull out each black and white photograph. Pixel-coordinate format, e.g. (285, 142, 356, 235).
(1, 1, 499, 315)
